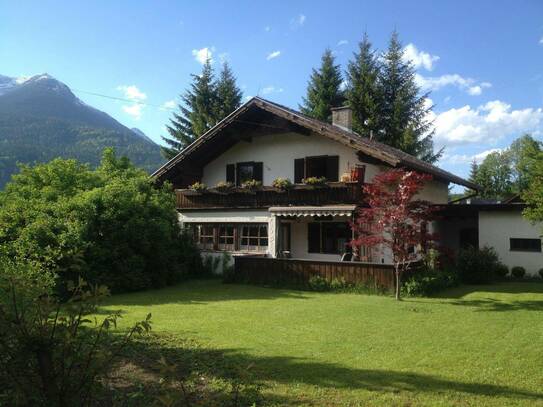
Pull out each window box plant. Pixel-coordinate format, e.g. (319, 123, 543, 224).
(272, 177, 293, 191)
(188, 182, 208, 194)
(214, 181, 234, 193)
(302, 176, 328, 187)
(241, 179, 262, 191)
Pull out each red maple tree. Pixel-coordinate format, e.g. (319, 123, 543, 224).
(351, 169, 438, 300)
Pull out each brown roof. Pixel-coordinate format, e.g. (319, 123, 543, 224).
(153, 97, 478, 190)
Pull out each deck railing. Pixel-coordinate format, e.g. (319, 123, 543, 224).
(176, 182, 363, 209)
(232, 256, 395, 291)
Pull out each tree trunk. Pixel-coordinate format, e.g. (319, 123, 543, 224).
(395, 268, 401, 300)
(36, 346, 62, 406)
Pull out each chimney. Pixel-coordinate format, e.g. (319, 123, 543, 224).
(331, 106, 353, 131)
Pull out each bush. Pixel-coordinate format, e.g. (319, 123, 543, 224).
(402, 268, 459, 297)
(302, 176, 327, 186)
(308, 275, 330, 291)
(272, 177, 293, 190)
(457, 246, 502, 284)
(494, 263, 510, 278)
(511, 266, 526, 279)
(241, 179, 262, 190)
(539, 268, 543, 279)
(0, 149, 203, 294)
(0, 260, 151, 405)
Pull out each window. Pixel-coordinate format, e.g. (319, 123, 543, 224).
(218, 225, 235, 251)
(197, 224, 214, 250)
(294, 155, 339, 183)
(190, 223, 268, 252)
(240, 224, 268, 252)
(226, 162, 263, 186)
(308, 221, 351, 254)
(510, 238, 541, 252)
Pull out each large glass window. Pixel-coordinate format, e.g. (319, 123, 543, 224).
(190, 223, 268, 252)
(218, 225, 235, 251)
(197, 224, 214, 250)
(308, 221, 351, 254)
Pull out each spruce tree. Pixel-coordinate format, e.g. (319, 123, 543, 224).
(345, 33, 381, 136)
(378, 31, 440, 163)
(300, 48, 344, 122)
(214, 61, 243, 121)
(161, 59, 217, 160)
(468, 159, 478, 183)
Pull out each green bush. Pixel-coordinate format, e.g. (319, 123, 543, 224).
(0, 260, 151, 405)
(0, 149, 203, 294)
(308, 275, 330, 291)
(402, 268, 459, 297)
(511, 266, 526, 279)
(494, 263, 510, 278)
(457, 246, 502, 284)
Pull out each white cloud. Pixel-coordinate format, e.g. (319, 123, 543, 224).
(539, 37, 543, 45)
(261, 86, 284, 95)
(116, 85, 147, 119)
(192, 47, 214, 64)
(290, 14, 306, 29)
(416, 73, 491, 96)
(337, 40, 348, 46)
(264, 26, 271, 32)
(266, 50, 281, 60)
(122, 104, 143, 120)
(430, 100, 543, 146)
(116, 85, 147, 101)
(403, 43, 440, 71)
(443, 148, 503, 165)
(161, 100, 176, 110)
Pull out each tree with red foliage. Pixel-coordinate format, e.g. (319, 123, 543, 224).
(351, 169, 438, 300)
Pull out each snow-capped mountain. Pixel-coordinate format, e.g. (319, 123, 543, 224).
(0, 73, 164, 187)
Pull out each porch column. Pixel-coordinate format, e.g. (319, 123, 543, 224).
(268, 214, 281, 258)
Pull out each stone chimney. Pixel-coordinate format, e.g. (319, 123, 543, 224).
(331, 106, 353, 131)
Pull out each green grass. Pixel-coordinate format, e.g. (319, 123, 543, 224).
(101, 280, 543, 406)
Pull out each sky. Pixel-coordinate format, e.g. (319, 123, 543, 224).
(2, 0, 543, 185)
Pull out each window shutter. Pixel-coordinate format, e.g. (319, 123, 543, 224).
(307, 222, 320, 253)
(294, 158, 305, 183)
(226, 164, 235, 184)
(254, 162, 263, 182)
(325, 155, 339, 182)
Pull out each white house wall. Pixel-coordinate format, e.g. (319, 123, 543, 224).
(202, 132, 381, 186)
(479, 211, 543, 276)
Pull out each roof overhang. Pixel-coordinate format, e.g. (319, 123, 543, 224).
(269, 205, 356, 217)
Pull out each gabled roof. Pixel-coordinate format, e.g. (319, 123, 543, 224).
(153, 97, 478, 190)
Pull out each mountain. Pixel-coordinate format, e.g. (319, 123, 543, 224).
(0, 74, 164, 187)
(131, 127, 155, 144)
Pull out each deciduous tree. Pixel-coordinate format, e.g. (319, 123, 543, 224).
(351, 169, 437, 300)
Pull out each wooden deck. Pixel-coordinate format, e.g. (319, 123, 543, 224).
(176, 182, 363, 210)
(233, 256, 395, 291)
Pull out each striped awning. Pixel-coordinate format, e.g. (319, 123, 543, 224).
(269, 205, 356, 217)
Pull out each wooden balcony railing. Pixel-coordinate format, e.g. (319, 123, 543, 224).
(176, 182, 363, 210)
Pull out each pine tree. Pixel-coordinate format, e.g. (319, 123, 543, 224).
(214, 61, 243, 121)
(345, 33, 381, 136)
(300, 49, 344, 122)
(468, 159, 478, 183)
(161, 59, 217, 160)
(378, 31, 440, 163)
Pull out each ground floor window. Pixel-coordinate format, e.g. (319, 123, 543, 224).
(308, 221, 351, 254)
(190, 223, 268, 252)
(510, 238, 541, 252)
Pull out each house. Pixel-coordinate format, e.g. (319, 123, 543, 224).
(440, 195, 542, 276)
(153, 97, 481, 277)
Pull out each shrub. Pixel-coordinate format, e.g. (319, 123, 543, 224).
(302, 176, 327, 186)
(457, 246, 501, 284)
(272, 177, 293, 190)
(241, 179, 262, 190)
(308, 275, 330, 291)
(189, 181, 207, 192)
(215, 181, 234, 192)
(511, 266, 526, 279)
(402, 268, 459, 297)
(539, 268, 543, 279)
(0, 261, 151, 405)
(494, 263, 509, 278)
(0, 149, 203, 294)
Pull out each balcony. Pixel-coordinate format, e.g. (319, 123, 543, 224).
(175, 182, 363, 210)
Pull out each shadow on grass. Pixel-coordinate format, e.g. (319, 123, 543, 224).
(102, 279, 310, 307)
(121, 333, 543, 404)
(437, 282, 543, 299)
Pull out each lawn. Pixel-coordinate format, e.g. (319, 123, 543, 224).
(101, 280, 543, 406)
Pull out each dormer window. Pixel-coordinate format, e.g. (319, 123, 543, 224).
(294, 155, 339, 183)
(226, 161, 263, 186)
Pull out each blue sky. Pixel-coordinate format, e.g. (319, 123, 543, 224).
(2, 0, 543, 183)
